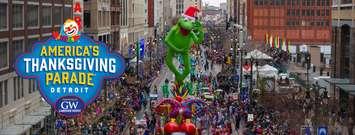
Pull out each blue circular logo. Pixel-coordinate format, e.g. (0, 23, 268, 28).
(56, 96, 85, 117)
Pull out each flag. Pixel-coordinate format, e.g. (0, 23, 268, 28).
(265, 33, 269, 46)
(269, 35, 273, 48)
(139, 38, 145, 59)
(275, 36, 278, 49)
(277, 36, 280, 49)
(282, 38, 287, 51)
(273, 36, 277, 48)
(287, 40, 291, 53)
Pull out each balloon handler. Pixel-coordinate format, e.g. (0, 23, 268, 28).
(164, 6, 204, 88)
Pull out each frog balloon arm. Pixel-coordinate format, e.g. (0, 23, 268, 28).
(191, 30, 204, 45)
(165, 26, 183, 52)
(191, 21, 204, 44)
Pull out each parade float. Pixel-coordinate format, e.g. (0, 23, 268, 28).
(153, 5, 207, 135)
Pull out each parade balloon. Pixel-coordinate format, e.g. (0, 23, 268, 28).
(164, 119, 180, 134)
(180, 119, 196, 135)
(164, 6, 204, 84)
(182, 107, 193, 118)
(175, 96, 183, 102)
(169, 108, 179, 118)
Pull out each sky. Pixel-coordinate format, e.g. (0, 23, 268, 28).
(203, 0, 226, 7)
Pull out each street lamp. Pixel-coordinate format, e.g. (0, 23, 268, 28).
(136, 41, 140, 80)
(237, 47, 244, 90)
(230, 33, 238, 75)
(305, 52, 311, 90)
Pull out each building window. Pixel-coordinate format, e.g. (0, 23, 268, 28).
(28, 79, 37, 94)
(42, 6, 51, 26)
(13, 4, 23, 29)
(0, 3, 7, 30)
(341, 0, 351, 4)
(53, 7, 62, 25)
(0, 80, 8, 108)
(13, 40, 23, 58)
(84, 10, 91, 27)
(64, 7, 72, 19)
(0, 41, 8, 69)
(317, 10, 320, 16)
(27, 5, 39, 27)
(26, 38, 38, 52)
(321, 10, 325, 16)
(0, 81, 3, 107)
(310, 21, 315, 26)
(325, 9, 330, 16)
(306, 10, 311, 16)
(13, 77, 24, 101)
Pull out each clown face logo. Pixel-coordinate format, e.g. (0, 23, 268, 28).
(63, 20, 79, 36)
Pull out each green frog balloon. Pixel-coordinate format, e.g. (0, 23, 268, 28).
(165, 6, 204, 85)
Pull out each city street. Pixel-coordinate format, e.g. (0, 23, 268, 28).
(0, 0, 355, 135)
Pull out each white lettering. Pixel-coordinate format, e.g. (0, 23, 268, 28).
(23, 58, 31, 73)
(109, 59, 116, 73)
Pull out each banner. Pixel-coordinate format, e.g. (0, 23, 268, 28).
(15, 19, 126, 117)
(139, 38, 145, 59)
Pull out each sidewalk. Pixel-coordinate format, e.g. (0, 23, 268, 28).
(288, 62, 329, 90)
(287, 62, 355, 134)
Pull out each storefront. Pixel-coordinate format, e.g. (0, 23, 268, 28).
(0, 103, 51, 135)
(336, 84, 355, 120)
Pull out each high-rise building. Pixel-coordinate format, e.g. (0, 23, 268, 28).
(154, 0, 164, 34)
(329, 0, 355, 127)
(247, 0, 332, 44)
(110, 0, 121, 52)
(176, 0, 184, 15)
(128, 0, 148, 48)
(227, 0, 243, 23)
(147, 0, 155, 40)
(176, 0, 201, 15)
(0, 0, 73, 134)
(148, 0, 154, 28)
(120, 0, 129, 56)
(247, 0, 332, 72)
(332, 0, 355, 80)
(83, 0, 111, 44)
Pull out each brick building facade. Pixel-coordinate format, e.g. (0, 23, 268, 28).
(0, 0, 73, 134)
(247, 0, 332, 45)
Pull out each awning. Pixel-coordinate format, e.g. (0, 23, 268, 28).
(0, 104, 51, 135)
(244, 49, 272, 60)
(15, 115, 45, 125)
(0, 125, 32, 135)
(336, 84, 355, 94)
(323, 78, 350, 84)
(15, 105, 51, 125)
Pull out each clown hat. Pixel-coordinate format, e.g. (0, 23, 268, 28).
(183, 6, 200, 20)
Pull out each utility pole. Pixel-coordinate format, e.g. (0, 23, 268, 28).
(306, 53, 311, 90)
(136, 41, 140, 80)
(239, 48, 243, 91)
(233, 28, 238, 75)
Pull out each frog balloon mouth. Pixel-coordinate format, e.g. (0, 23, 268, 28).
(180, 27, 190, 36)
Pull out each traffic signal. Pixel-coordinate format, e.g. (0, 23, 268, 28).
(226, 22, 230, 31)
(305, 53, 311, 70)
